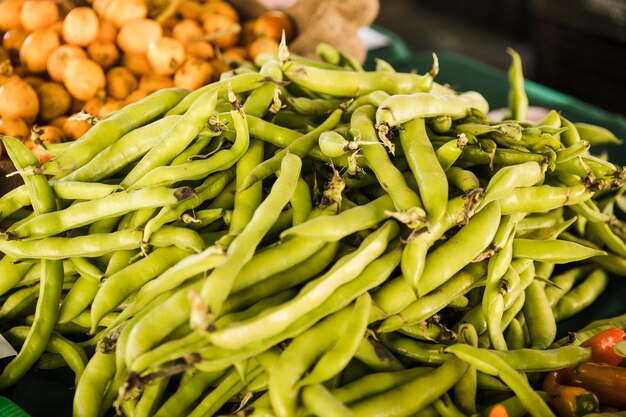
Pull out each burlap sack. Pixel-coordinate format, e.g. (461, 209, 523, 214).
(229, 0, 380, 63)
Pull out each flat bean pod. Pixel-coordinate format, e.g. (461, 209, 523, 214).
(350, 357, 469, 417)
(44, 88, 189, 177)
(376, 91, 489, 128)
(282, 59, 435, 97)
(183, 246, 400, 374)
(197, 152, 302, 319)
(512, 238, 606, 263)
(121, 88, 219, 188)
(417, 201, 501, 296)
(13, 186, 195, 238)
(165, 72, 269, 116)
(129, 90, 250, 189)
(400, 117, 447, 225)
(90, 246, 191, 330)
(280, 194, 395, 242)
(204, 225, 399, 350)
(445, 344, 554, 417)
(0, 230, 143, 260)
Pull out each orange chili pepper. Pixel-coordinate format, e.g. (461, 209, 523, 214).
(580, 327, 626, 366)
(488, 403, 509, 417)
(571, 362, 626, 409)
(543, 369, 600, 417)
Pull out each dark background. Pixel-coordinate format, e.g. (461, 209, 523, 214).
(375, 0, 626, 116)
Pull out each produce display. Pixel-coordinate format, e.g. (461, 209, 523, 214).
(1, 35, 626, 417)
(0, 0, 293, 162)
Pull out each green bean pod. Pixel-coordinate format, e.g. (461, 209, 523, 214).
(521, 280, 557, 349)
(506, 48, 528, 121)
(499, 183, 593, 215)
(350, 357, 469, 417)
(129, 90, 251, 189)
(377, 261, 487, 332)
(57, 275, 100, 324)
(280, 194, 395, 242)
(574, 122, 623, 145)
(417, 201, 501, 296)
(282, 59, 435, 97)
(480, 161, 545, 208)
(73, 350, 117, 417)
(205, 222, 399, 350)
(512, 238, 606, 263)
(62, 115, 183, 182)
(554, 268, 609, 321)
(376, 91, 489, 128)
(268, 303, 355, 417)
(446, 344, 554, 417)
(300, 293, 371, 387)
(0, 229, 143, 260)
(13, 186, 195, 238)
(400, 117, 447, 224)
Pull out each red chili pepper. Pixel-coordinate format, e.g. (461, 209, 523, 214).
(580, 327, 626, 366)
(571, 362, 626, 409)
(543, 369, 600, 417)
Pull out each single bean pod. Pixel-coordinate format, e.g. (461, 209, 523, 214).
(13, 186, 196, 238)
(554, 268, 610, 321)
(280, 194, 396, 242)
(0, 230, 144, 260)
(400, 117, 447, 225)
(574, 122, 623, 145)
(489, 345, 591, 372)
(506, 48, 529, 121)
(376, 91, 489, 129)
(522, 279, 557, 349)
(282, 58, 435, 97)
(480, 161, 545, 209)
(512, 238, 607, 263)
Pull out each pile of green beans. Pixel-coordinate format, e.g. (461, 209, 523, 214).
(0, 42, 625, 417)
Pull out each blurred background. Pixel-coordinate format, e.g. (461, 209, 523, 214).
(375, 0, 626, 115)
